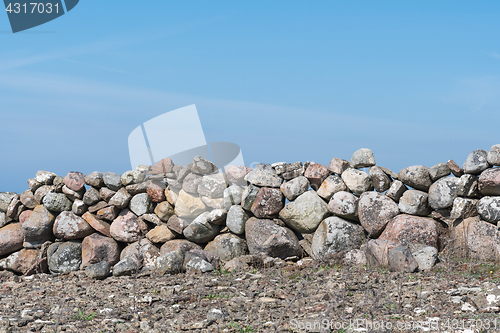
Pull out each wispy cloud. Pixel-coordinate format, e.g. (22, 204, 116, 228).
(491, 53, 500, 60)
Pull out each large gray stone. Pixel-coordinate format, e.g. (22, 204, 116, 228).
(226, 205, 249, 235)
(463, 149, 490, 175)
(121, 238, 160, 271)
(316, 175, 347, 200)
(85, 261, 111, 280)
(47, 241, 82, 274)
(412, 246, 438, 271)
(198, 173, 227, 198)
(223, 185, 243, 210)
(369, 166, 391, 192)
(327, 191, 359, 221)
(388, 245, 418, 273)
(358, 191, 399, 238)
(183, 218, 221, 244)
(450, 197, 478, 220)
(129, 193, 154, 216)
(311, 217, 366, 260)
(398, 165, 432, 191)
(53, 211, 94, 240)
(245, 218, 302, 259)
(280, 176, 310, 201)
(350, 148, 376, 168)
(279, 190, 330, 233)
(43, 193, 72, 212)
(341, 168, 373, 195)
(156, 249, 185, 275)
(429, 162, 451, 181)
(113, 256, 140, 276)
(204, 233, 249, 262)
(399, 190, 431, 216)
(487, 144, 500, 166)
(477, 196, 500, 224)
(428, 177, 459, 209)
(103, 172, 123, 191)
(244, 164, 283, 188)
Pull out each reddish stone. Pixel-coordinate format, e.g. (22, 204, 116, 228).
(20, 190, 37, 209)
(379, 214, 439, 248)
(81, 233, 120, 268)
(160, 239, 201, 256)
(0, 222, 24, 256)
(19, 210, 32, 224)
(151, 158, 174, 175)
(34, 185, 54, 204)
(479, 168, 500, 196)
(99, 187, 116, 202)
(304, 162, 330, 190)
(82, 212, 111, 237)
(0, 248, 39, 274)
(225, 165, 252, 186)
(250, 187, 285, 219)
(166, 215, 190, 234)
(450, 216, 500, 261)
(88, 201, 109, 213)
(109, 209, 140, 243)
(63, 172, 86, 192)
(328, 158, 350, 175)
(362, 239, 399, 268)
(147, 181, 166, 203)
(447, 159, 464, 177)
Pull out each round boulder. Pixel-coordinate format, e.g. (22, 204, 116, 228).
(311, 217, 366, 260)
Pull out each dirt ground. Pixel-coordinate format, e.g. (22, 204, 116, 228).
(1, 255, 500, 333)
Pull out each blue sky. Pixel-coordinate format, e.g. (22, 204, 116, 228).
(1, 1, 500, 193)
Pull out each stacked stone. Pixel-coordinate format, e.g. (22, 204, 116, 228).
(1, 145, 500, 277)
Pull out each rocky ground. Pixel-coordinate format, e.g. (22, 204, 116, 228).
(1, 255, 500, 333)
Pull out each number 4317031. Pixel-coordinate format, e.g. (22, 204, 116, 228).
(6, 3, 59, 14)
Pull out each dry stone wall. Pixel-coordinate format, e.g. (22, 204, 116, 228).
(2, 145, 500, 278)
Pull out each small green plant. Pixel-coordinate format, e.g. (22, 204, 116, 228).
(228, 321, 255, 332)
(215, 266, 235, 276)
(73, 308, 96, 321)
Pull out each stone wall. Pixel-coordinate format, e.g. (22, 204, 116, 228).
(1, 146, 500, 277)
